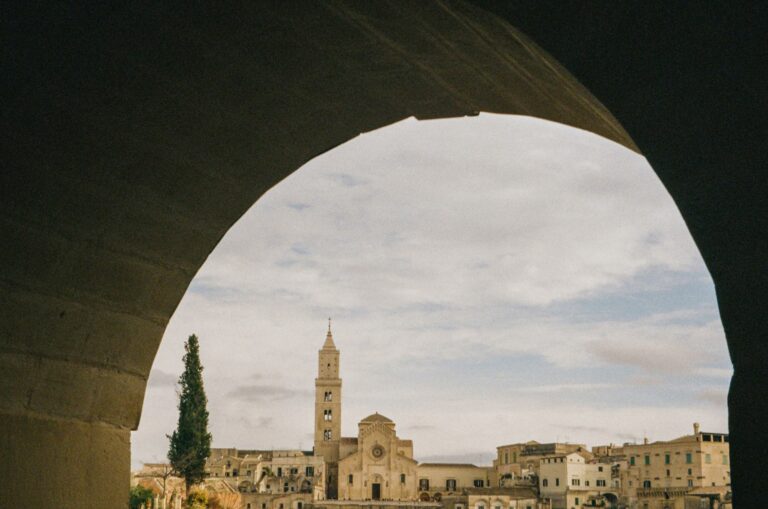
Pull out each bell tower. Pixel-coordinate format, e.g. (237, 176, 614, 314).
(314, 319, 342, 498)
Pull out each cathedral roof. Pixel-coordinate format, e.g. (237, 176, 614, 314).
(360, 412, 393, 423)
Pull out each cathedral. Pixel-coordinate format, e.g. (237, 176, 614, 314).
(314, 321, 419, 501)
(203, 324, 500, 509)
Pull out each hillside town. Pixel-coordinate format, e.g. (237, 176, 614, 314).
(133, 326, 731, 509)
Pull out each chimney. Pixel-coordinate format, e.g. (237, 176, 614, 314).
(643, 437, 649, 445)
(694, 422, 700, 435)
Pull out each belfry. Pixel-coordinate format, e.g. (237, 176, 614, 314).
(314, 319, 342, 498)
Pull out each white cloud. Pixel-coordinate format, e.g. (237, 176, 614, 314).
(131, 114, 729, 469)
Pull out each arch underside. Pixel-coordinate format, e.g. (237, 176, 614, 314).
(1, 2, 765, 507)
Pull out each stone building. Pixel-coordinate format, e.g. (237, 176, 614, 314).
(495, 442, 592, 483)
(205, 448, 325, 509)
(439, 487, 545, 509)
(416, 464, 494, 499)
(620, 423, 730, 509)
(336, 413, 419, 501)
(538, 453, 616, 509)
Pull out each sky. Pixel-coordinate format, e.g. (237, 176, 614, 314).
(131, 114, 731, 469)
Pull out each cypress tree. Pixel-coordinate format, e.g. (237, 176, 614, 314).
(168, 334, 212, 496)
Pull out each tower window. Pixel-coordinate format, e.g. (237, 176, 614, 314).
(324, 391, 332, 401)
(324, 429, 332, 441)
(324, 409, 332, 421)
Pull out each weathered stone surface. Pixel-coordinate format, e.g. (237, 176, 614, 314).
(0, 413, 129, 509)
(1, 1, 764, 507)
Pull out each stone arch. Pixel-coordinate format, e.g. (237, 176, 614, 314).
(474, 498, 490, 509)
(1, 2, 764, 508)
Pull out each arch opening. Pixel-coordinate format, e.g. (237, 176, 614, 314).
(134, 114, 731, 509)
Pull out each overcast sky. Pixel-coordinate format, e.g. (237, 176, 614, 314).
(131, 114, 731, 469)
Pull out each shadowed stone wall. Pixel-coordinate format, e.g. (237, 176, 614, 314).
(1, 2, 764, 507)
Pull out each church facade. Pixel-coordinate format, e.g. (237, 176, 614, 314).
(314, 323, 420, 501)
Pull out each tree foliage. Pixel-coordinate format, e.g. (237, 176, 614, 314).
(187, 488, 209, 509)
(168, 334, 212, 495)
(129, 485, 155, 509)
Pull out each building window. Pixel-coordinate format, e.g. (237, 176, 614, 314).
(473, 479, 484, 488)
(705, 454, 712, 464)
(723, 454, 728, 464)
(277, 468, 283, 477)
(630, 456, 635, 466)
(306, 466, 314, 477)
(504, 452, 509, 464)
(585, 480, 590, 487)
(596, 480, 606, 487)
(542, 479, 548, 487)
(685, 453, 692, 464)
(688, 468, 692, 475)
(688, 479, 693, 487)
(348, 474, 354, 485)
(419, 479, 430, 491)
(247, 505, 251, 509)
(446, 479, 457, 491)
(555, 478, 560, 487)
(666, 469, 670, 477)
(643, 480, 651, 488)
(598, 466, 603, 472)
(283, 483, 289, 492)
(324, 409, 333, 421)
(665, 454, 670, 464)
(644, 455, 650, 465)
(324, 429, 332, 441)
(572, 479, 580, 486)
(401, 474, 406, 484)
(575, 498, 579, 506)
